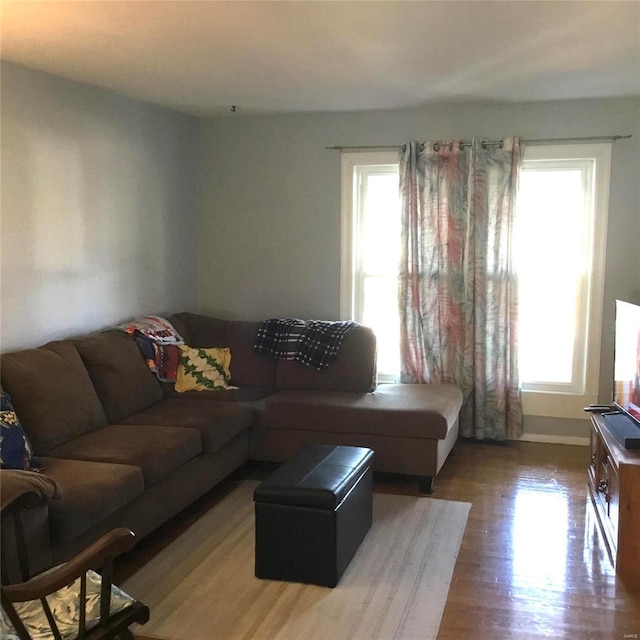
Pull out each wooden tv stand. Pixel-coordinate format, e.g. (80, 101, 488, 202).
(588, 413, 640, 589)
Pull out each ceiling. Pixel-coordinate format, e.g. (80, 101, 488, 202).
(2, 1, 639, 117)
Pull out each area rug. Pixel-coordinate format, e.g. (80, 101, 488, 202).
(123, 482, 470, 640)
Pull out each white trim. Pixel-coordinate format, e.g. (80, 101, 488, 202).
(518, 433, 590, 447)
(585, 143, 611, 397)
(340, 153, 356, 321)
(519, 142, 611, 418)
(340, 151, 401, 321)
(340, 150, 402, 382)
(521, 390, 599, 420)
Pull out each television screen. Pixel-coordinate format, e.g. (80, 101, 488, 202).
(613, 299, 640, 424)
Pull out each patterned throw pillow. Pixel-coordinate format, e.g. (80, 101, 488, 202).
(174, 346, 234, 392)
(0, 391, 43, 471)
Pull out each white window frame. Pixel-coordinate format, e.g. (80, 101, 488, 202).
(340, 143, 611, 419)
(519, 143, 611, 419)
(340, 150, 400, 382)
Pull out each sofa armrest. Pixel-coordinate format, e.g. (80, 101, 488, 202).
(1, 470, 61, 581)
(1, 469, 61, 511)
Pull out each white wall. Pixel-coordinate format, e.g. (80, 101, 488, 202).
(196, 97, 640, 439)
(1, 62, 199, 352)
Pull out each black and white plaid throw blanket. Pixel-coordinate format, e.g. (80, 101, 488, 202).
(254, 318, 359, 370)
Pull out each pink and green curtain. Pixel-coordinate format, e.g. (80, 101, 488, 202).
(399, 138, 523, 441)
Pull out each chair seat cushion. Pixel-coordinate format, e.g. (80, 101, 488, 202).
(120, 398, 252, 454)
(38, 457, 144, 543)
(44, 424, 202, 487)
(0, 568, 134, 640)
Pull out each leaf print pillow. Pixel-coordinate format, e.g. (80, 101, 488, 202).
(174, 346, 235, 392)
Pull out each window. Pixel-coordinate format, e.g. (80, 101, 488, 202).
(341, 151, 400, 382)
(516, 143, 611, 417)
(341, 143, 611, 415)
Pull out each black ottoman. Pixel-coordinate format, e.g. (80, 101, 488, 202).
(254, 444, 374, 587)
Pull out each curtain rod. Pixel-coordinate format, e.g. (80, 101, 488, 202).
(325, 134, 632, 151)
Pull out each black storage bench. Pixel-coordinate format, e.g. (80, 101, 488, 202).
(253, 444, 374, 587)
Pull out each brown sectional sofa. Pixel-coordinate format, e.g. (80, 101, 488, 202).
(0, 312, 462, 567)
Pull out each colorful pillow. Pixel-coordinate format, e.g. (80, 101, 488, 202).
(0, 391, 43, 471)
(174, 346, 234, 392)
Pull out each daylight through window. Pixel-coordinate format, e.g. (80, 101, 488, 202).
(341, 152, 400, 382)
(341, 143, 610, 417)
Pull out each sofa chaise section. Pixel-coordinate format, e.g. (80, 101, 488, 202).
(168, 312, 461, 493)
(252, 383, 462, 493)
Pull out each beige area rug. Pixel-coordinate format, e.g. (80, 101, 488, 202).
(123, 482, 470, 640)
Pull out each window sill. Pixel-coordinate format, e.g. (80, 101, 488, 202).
(521, 389, 599, 420)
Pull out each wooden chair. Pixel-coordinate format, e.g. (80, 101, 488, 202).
(1, 489, 150, 640)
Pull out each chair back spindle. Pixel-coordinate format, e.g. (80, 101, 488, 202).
(1, 491, 150, 639)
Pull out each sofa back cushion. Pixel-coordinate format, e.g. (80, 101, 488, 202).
(0, 341, 108, 454)
(224, 321, 278, 388)
(275, 325, 377, 393)
(169, 313, 277, 389)
(73, 331, 163, 423)
(168, 313, 226, 346)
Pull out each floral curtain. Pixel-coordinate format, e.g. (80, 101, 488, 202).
(399, 138, 523, 440)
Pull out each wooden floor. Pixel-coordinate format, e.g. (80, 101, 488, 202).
(122, 440, 640, 640)
(435, 440, 640, 639)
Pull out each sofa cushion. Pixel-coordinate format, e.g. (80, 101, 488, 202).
(72, 330, 163, 423)
(168, 313, 226, 347)
(224, 321, 278, 387)
(257, 383, 463, 440)
(44, 424, 202, 487)
(175, 346, 233, 392)
(0, 341, 108, 455)
(120, 398, 252, 454)
(168, 314, 278, 388)
(167, 386, 275, 404)
(275, 325, 377, 393)
(37, 457, 144, 544)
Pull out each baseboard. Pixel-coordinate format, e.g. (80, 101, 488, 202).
(518, 433, 590, 447)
